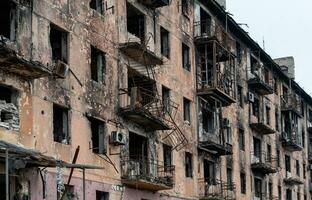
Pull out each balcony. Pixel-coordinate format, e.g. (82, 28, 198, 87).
(281, 132, 302, 152)
(283, 171, 303, 186)
(248, 76, 274, 95)
(120, 156, 175, 191)
(138, 0, 169, 8)
(198, 178, 236, 200)
(199, 132, 232, 156)
(249, 105, 275, 135)
(281, 94, 302, 117)
(253, 193, 279, 200)
(251, 152, 277, 174)
(119, 87, 171, 131)
(0, 38, 52, 79)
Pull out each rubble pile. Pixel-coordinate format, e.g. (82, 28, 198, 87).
(0, 100, 19, 130)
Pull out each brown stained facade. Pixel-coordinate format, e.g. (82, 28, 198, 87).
(0, 0, 312, 200)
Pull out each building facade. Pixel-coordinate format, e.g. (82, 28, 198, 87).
(0, 0, 312, 200)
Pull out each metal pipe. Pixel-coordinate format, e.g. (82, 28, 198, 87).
(5, 149, 9, 200)
(82, 168, 86, 200)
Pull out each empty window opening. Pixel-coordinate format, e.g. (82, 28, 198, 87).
(267, 144, 272, 161)
(278, 185, 282, 200)
(225, 126, 232, 145)
(303, 163, 306, 178)
(160, 27, 170, 58)
(183, 98, 191, 123)
(236, 42, 242, 64)
(252, 96, 259, 118)
(96, 191, 109, 200)
(227, 167, 233, 186)
(264, 68, 270, 84)
(162, 86, 171, 113)
(237, 85, 243, 108)
(240, 172, 246, 194)
(274, 77, 278, 94)
(0, 85, 19, 129)
(250, 55, 259, 74)
(277, 150, 280, 167)
(253, 137, 261, 158)
(198, 8, 211, 36)
(254, 178, 262, 198)
(127, 3, 145, 42)
(182, 43, 191, 71)
(53, 104, 69, 144)
(91, 46, 106, 83)
(204, 160, 215, 184)
(163, 144, 172, 171)
(275, 107, 279, 131)
(185, 152, 193, 178)
(0, 0, 17, 40)
(129, 132, 148, 159)
(239, 129, 245, 151)
(265, 105, 271, 125)
(286, 189, 291, 200)
(90, 0, 104, 15)
(296, 160, 300, 176)
(285, 155, 291, 173)
(202, 107, 214, 133)
(89, 117, 106, 154)
(50, 24, 68, 63)
(181, 0, 189, 16)
(268, 182, 273, 198)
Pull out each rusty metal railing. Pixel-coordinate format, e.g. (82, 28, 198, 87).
(251, 151, 277, 169)
(281, 94, 302, 115)
(198, 178, 235, 200)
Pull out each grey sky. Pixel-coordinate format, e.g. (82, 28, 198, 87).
(227, 0, 312, 95)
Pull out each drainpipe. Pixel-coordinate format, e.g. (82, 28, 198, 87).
(5, 149, 9, 200)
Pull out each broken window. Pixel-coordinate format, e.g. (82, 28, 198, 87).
(127, 3, 145, 42)
(96, 191, 109, 200)
(252, 97, 259, 118)
(90, 0, 104, 15)
(254, 178, 262, 198)
(182, 43, 191, 71)
(250, 55, 259, 74)
(225, 127, 232, 145)
(240, 172, 246, 194)
(0, 85, 19, 130)
(202, 106, 214, 133)
(181, 0, 189, 16)
(50, 24, 68, 63)
(237, 85, 243, 108)
(239, 129, 245, 151)
(286, 189, 291, 200)
(253, 137, 261, 158)
(285, 155, 291, 172)
(264, 68, 270, 84)
(185, 152, 193, 178)
(129, 132, 148, 159)
(53, 104, 69, 144)
(91, 46, 106, 83)
(227, 167, 233, 185)
(57, 185, 75, 200)
(160, 27, 170, 58)
(183, 97, 191, 123)
(296, 160, 300, 176)
(0, 0, 17, 40)
(162, 86, 171, 113)
(163, 144, 172, 171)
(204, 160, 215, 184)
(89, 117, 106, 154)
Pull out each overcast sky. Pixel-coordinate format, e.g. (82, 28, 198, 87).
(227, 0, 312, 95)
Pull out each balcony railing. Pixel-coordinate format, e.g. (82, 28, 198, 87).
(194, 20, 233, 48)
(251, 152, 277, 174)
(198, 178, 236, 200)
(253, 193, 279, 200)
(281, 94, 302, 117)
(248, 75, 274, 95)
(120, 156, 175, 191)
(281, 131, 302, 151)
(249, 101, 275, 135)
(283, 171, 303, 186)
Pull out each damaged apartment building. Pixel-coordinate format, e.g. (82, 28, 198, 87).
(1, 0, 312, 200)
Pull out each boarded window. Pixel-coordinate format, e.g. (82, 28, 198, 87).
(182, 43, 190, 71)
(53, 104, 69, 144)
(183, 98, 191, 122)
(185, 152, 193, 177)
(50, 24, 68, 63)
(160, 27, 170, 58)
(0, 0, 17, 40)
(240, 172, 246, 194)
(90, 0, 104, 15)
(89, 117, 106, 154)
(96, 191, 109, 200)
(91, 46, 106, 83)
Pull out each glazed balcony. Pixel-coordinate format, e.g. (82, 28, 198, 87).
(281, 131, 302, 152)
(120, 156, 175, 191)
(248, 75, 274, 95)
(281, 94, 302, 117)
(119, 87, 172, 131)
(199, 130, 233, 156)
(0, 38, 52, 79)
(283, 171, 303, 186)
(198, 178, 236, 200)
(251, 152, 277, 175)
(138, 0, 169, 9)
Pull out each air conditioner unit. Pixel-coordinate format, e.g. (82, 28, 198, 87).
(111, 131, 126, 145)
(53, 60, 69, 78)
(223, 118, 230, 128)
(248, 92, 255, 102)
